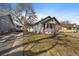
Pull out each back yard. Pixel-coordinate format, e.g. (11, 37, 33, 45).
(23, 32, 79, 56)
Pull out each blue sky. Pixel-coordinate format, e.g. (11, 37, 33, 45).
(0, 3, 79, 24)
(33, 3, 79, 24)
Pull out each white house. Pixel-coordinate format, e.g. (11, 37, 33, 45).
(29, 16, 60, 35)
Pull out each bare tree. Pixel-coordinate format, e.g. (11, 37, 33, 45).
(0, 3, 37, 23)
(0, 3, 12, 15)
(60, 20, 71, 24)
(0, 3, 37, 32)
(16, 3, 37, 24)
(16, 3, 37, 32)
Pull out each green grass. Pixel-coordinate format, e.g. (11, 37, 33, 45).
(23, 32, 79, 56)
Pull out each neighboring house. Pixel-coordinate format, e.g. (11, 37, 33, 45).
(59, 24, 77, 32)
(77, 25, 79, 32)
(0, 14, 15, 34)
(29, 16, 60, 35)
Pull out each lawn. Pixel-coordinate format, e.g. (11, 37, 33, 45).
(23, 32, 79, 56)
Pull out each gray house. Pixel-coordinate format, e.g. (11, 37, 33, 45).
(29, 16, 60, 35)
(0, 14, 15, 34)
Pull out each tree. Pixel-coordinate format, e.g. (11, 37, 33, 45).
(16, 3, 37, 24)
(60, 20, 71, 24)
(0, 3, 37, 24)
(0, 3, 37, 32)
(0, 3, 12, 15)
(16, 3, 37, 32)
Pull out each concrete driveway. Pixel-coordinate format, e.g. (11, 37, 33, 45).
(0, 32, 23, 56)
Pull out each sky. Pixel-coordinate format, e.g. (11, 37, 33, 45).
(0, 3, 79, 24)
(33, 3, 79, 24)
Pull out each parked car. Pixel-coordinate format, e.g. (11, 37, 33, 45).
(16, 25, 22, 32)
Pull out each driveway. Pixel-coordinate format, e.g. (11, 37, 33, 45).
(0, 32, 23, 56)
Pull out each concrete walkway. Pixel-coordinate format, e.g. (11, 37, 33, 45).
(0, 33, 20, 56)
(1, 33, 24, 56)
(7, 33, 23, 56)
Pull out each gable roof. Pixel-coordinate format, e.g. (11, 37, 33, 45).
(33, 16, 51, 25)
(33, 16, 60, 25)
(0, 14, 15, 25)
(42, 17, 60, 24)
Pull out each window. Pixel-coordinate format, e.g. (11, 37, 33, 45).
(47, 24, 49, 28)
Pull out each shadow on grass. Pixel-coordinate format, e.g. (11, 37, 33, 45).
(6, 42, 58, 56)
(0, 35, 57, 56)
(61, 33, 79, 39)
(24, 41, 58, 56)
(56, 34, 79, 54)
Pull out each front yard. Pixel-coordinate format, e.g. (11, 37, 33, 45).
(23, 32, 79, 56)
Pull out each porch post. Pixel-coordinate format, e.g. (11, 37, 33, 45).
(45, 23, 47, 33)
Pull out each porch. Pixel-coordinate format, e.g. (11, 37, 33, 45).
(43, 23, 59, 35)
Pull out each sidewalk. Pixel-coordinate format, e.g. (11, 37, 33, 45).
(6, 33, 24, 56)
(0, 32, 19, 56)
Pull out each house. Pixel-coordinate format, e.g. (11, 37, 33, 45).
(0, 14, 23, 35)
(59, 24, 77, 32)
(29, 16, 60, 35)
(0, 14, 15, 34)
(76, 25, 79, 32)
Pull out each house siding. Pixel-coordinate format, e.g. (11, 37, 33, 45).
(32, 23, 43, 33)
(0, 15, 15, 33)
